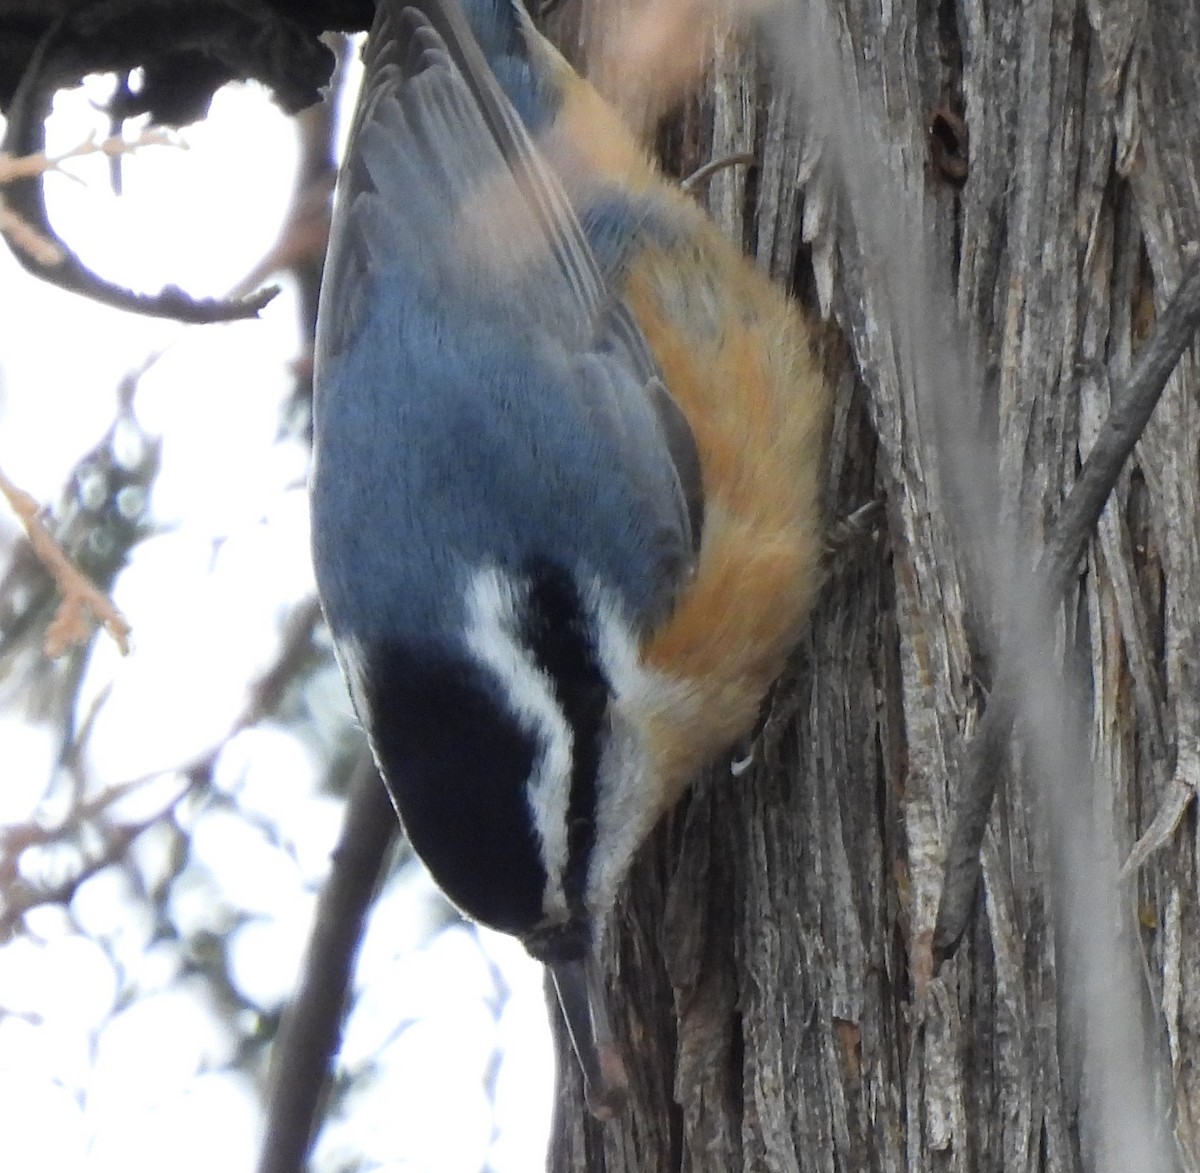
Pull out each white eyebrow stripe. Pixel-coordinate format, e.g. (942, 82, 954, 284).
(462, 566, 571, 920)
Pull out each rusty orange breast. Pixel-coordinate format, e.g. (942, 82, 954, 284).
(622, 214, 830, 804)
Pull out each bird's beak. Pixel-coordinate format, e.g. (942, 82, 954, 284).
(548, 957, 629, 1119)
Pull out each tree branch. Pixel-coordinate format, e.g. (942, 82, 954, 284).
(256, 752, 399, 1173)
(931, 252, 1200, 968)
(0, 459, 132, 656)
(0, 2, 350, 321)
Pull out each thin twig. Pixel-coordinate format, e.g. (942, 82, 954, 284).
(0, 461, 132, 656)
(931, 253, 1200, 968)
(0, 782, 199, 939)
(0, 127, 185, 261)
(256, 753, 399, 1173)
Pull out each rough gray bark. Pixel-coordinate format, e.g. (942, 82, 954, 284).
(547, 0, 1200, 1169)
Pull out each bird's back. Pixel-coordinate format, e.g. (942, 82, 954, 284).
(312, 0, 704, 660)
(457, 0, 830, 800)
(315, 0, 828, 840)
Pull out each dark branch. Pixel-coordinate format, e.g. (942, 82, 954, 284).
(0, 2, 349, 321)
(1040, 257, 1200, 597)
(932, 253, 1200, 969)
(256, 753, 399, 1173)
(0, 2, 348, 120)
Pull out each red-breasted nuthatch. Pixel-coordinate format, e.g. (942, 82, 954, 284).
(310, 0, 829, 1116)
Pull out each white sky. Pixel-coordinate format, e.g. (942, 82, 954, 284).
(0, 71, 554, 1172)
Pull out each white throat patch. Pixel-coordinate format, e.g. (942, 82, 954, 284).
(583, 585, 686, 927)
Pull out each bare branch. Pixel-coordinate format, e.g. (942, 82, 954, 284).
(0, 461, 132, 656)
(931, 252, 1200, 967)
(257, 753, 399, 1173)
(0, 772, 199, 938)
(0, 126, 186, 264)
(0, 10, 282, 323)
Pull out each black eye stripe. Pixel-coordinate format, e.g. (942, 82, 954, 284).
(522, 562, 607, 910)
(362, 641, 546, 936)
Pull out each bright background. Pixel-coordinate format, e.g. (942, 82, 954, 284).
(0, 64, 554, 1173)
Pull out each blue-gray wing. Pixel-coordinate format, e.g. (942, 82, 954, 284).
(315, 0, 703, 579)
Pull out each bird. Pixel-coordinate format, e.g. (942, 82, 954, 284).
(310, 0, 829, 1117)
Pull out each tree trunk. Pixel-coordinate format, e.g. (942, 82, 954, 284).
(548, 0, 1200, 1169)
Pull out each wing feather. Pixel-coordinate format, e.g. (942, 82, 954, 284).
(316, 0, 703, 612)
